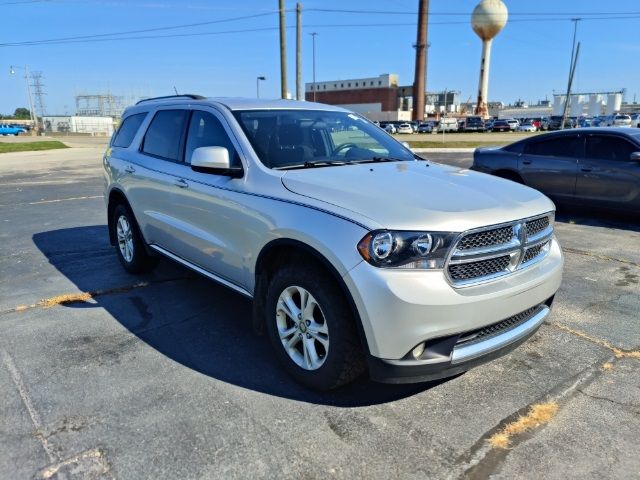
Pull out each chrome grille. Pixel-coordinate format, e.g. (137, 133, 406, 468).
(457, 226, 513, 250)
(449, 255, 510, 281)
(446, 213, 554, 287)
(456, 305, 542, 346)
(523, 243, 544, 264)
(525, 216, 550, 237)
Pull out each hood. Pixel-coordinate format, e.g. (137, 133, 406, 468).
(281, 161, 554, 232)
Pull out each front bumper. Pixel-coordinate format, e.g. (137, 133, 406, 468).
(343, 238, 563, 382)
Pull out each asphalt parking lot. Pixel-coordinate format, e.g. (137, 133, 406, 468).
(1, 142, 638, 479)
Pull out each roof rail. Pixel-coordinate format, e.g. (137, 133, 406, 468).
(135, 94, 206, 105)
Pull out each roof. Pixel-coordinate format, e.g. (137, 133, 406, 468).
(127, 95, 348, 113)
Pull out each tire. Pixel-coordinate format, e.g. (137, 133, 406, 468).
(111, 204, 158, 274)
(265, 264, 365, 390)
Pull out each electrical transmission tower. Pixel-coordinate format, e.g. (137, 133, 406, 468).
(30, 72, 47, 119)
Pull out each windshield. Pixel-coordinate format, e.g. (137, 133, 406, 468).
(233, 109, 415, 169)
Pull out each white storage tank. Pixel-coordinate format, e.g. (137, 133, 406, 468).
(588, 95, 602, 116)
(605, 93, 622, 115)
(570, 95, 584, 117)
(553, 95, 565, 115)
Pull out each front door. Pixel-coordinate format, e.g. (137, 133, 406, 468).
(576, 134, 640, 210)
(520, 134, 582, 200)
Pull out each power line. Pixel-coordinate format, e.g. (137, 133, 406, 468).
(306, 8, 640, 16)
(0, 10, 284, 47)
(2, 14, 639, 48)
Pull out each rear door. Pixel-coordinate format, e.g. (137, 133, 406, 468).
(124, 108, 191, 249)
(575, 133, 640, 210)
(519, 134, 582, 200)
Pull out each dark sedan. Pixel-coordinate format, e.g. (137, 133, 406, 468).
(471, 128, 640, 214)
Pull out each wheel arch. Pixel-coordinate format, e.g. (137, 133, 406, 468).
(252, 238, 371, 356)
(107, 188, 133, 245)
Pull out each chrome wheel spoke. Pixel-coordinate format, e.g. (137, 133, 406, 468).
(116, 215, 134, 262)
(275, 285, 328, 371)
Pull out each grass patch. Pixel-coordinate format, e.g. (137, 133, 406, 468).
(0, 140, 69, 154)
(488, 401, 559, 449)
(403, 140, 506, 149)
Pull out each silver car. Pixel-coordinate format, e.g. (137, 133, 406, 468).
(104, 96, 563, 390)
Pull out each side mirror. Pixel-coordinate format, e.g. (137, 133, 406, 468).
(191, 146, 243, 178)
(631, 152, 640, 162)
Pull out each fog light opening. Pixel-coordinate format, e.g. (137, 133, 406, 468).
(412, 342, 426, 360)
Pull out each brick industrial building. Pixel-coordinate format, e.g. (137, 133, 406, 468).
(305, 73, 460, 121)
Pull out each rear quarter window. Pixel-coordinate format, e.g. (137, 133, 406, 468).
(112, 113, 147, 148)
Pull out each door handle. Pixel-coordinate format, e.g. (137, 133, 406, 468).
(522, 160, 532, 165)
(124, 165, 136, 174)
(173, 179, 189, 189)
(581, 168, 592, 173)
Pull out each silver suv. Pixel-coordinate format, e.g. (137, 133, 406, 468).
(104, 95, 563, 390)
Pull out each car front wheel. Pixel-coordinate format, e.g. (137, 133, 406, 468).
(265, 265, 365, 390)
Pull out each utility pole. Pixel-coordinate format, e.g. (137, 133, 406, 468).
(561, 18, 581, 129)
(412, 0, 429, 121)
(30, 71, 46, 132)
(310, 32, 318, 102)
(279, 0, 288, 99)
(9, 65, 37, 136)
(296, 3, 302, 101)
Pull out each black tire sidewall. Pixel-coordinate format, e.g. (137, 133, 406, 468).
(265, 265, 364, 390)
(112, 204, 153, 274)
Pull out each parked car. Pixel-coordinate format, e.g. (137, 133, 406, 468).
(437, 117, 459, 132)
(0, 124, 26, 136)
(608, 114, 632, 127)
(577, 117, 593, 128)
(516, 121, 536, 132)
(631, 114, 640, 128)
(417, 122, 433, 133)
(410, 121, 419, 133)
(396, 123, 414, 134)
(104, 95, 563, 390)
(472, 128, 640, 214)
(505, 119, 519, 131)
(484, 118, 495, 131)
(463, 116, 486, 132)
(492, 120, 511, 132)
(384, 123, 397, 134)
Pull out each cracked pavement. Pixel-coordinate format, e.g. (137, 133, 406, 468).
(0, 144, 638, 479)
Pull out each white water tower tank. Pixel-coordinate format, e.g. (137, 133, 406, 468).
(570, 95, 584, 117)
(553, 96, 565, 115)
(588, 95, 602, 116)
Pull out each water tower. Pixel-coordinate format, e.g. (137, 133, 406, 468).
(471, 0, 508, 117)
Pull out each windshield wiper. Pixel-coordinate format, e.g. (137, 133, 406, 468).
(350, 156, 407, 165)
(274, 160, 347, 170)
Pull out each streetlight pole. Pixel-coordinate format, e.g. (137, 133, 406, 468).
(561, 18, 581, 129)
(256, 76, 266, 98)
(9, 64, 37, 135)
(309, 32, 318, 102)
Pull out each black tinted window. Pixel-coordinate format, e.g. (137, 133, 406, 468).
(185, 111, 238, 166)
(112, 113, 146, 148)
(586, 135, 637, 162)
(142, 110, 188, 161)
(525, 135, 580, 157)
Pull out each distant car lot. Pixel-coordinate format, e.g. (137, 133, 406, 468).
(0, 142, 638, 478)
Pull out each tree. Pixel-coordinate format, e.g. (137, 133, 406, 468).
(13, 107, 32, 119)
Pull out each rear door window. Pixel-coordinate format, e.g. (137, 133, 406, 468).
(525, 135, 580, 157)
(185, 111, 239, 166)
(112, 113, 146, 148)
(141, 110, 189, 161)
(586, 135, 637, 162)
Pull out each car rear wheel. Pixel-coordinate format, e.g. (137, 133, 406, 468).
(265, 265, 365, 390)
(111, 204, 158, 274)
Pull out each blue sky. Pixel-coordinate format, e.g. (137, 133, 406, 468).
(1, 0, 639, 115)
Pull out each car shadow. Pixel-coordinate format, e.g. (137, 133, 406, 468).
(555, 205, 640, 233)
(33, 225, 447, 407)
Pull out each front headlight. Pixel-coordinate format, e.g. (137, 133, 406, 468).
(357, 230, 458, 269)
